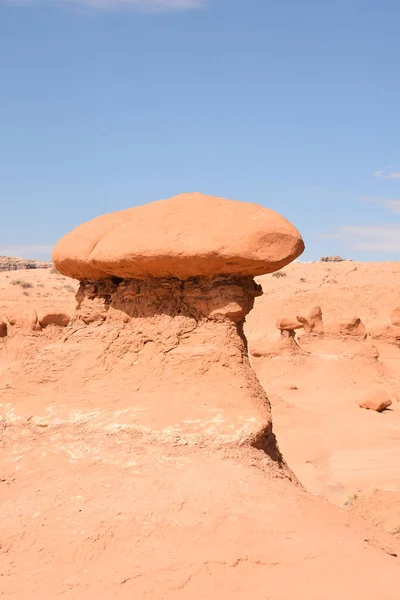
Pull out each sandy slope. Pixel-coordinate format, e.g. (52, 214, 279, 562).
(246, 261, 400, 512)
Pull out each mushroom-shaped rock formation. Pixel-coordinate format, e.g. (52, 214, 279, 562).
(297, 306, 324, 334)
(3, 199, 400, 598)
(53, 193, 304, 281)
(276, 317, 304, 338)
(49, 193, 304, 450)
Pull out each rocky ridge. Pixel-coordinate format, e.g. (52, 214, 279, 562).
(0, 255, 51, 272)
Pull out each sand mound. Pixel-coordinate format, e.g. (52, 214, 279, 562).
(347, 489, 400, 536)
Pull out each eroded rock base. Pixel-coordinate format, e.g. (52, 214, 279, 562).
(1, 276, 282, 460)
(74, 275, 262, 324)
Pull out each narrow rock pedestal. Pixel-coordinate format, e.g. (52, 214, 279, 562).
(70, 275, 281, 457)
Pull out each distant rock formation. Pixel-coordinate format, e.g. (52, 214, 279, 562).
(320, 256, 352, 262)
(0, 256, 51, 272)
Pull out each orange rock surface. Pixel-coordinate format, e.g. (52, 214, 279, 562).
(53, 193, 304, 280)
(359, 390, 393, 412)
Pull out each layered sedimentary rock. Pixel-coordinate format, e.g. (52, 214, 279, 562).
(65, 274, 276, 449)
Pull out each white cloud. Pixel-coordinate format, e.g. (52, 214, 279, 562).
(361, 196, 400, 214)
(318, 193, 400, 254)
(2, 0, 204, 10)
(0, 245, 53, 260)
(373, 168, 400, 180)
(319, 225, 400, 253)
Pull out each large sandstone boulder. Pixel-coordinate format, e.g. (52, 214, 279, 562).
(359, 390, 392, 412)
(52, 193, 304, 280)
(276, 317, 304, 332)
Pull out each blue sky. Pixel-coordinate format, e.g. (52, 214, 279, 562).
(1, 0, 399, 262)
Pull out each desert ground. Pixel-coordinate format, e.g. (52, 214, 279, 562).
(246, 261, 400, 520)
(1, 260, 400, 597)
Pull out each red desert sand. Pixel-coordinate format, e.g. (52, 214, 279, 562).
(0, 193, 399, 599)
